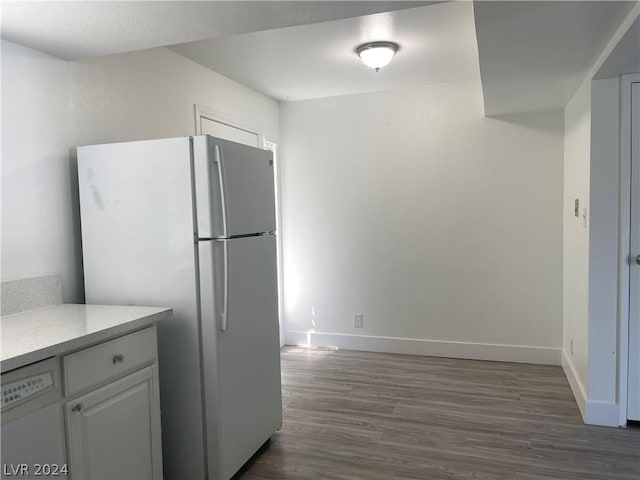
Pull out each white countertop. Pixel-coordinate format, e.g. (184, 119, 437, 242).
(1, 304, 172, 373)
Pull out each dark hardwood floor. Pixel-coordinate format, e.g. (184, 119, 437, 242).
(238, 346, 640, 480)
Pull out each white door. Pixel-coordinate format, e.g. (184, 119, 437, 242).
(198, 235, 282, 480)
(65, 367, 163, 480)
(628, 81, 640, 421)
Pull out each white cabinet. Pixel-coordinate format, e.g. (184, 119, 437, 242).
(63, 327, 163, 480)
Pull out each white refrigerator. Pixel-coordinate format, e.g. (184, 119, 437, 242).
(77, 135, 282, 480)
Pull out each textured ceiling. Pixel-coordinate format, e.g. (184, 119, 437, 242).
(594, 16, 640, 80)
(473, 1, 637, 115)
(0, 1, 437, 60)
(170, 2, 480, 102)
(1, 1, 637, 113)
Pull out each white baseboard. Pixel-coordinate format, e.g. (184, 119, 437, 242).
(561, 349, 586, 419)
(584, 400, 619, 427)
(553, 351, 621, 426)
(285, 331, 561, 365)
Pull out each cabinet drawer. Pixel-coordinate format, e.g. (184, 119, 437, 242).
(63, 327, 157, 396)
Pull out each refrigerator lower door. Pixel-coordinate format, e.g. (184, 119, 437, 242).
(198, 234, 282, 480)
(193, 135, 276, 239)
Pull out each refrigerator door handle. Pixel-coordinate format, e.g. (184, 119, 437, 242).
(216, 238, 229, 331)
(214, 145, 229, 238)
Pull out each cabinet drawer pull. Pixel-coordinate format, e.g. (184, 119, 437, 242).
(112, 354, 125, 364)
(72, 403, 83, 414)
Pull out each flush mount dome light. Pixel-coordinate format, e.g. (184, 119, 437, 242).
(356, 41, 399, 72)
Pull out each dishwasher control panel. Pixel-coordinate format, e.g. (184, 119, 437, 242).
(2, 372, 53, 408)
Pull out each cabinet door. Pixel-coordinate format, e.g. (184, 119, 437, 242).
(65, 366, 163, 480)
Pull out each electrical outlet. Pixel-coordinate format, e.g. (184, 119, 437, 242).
(353, 313, 364, 328)
(570, 338, 574, 356)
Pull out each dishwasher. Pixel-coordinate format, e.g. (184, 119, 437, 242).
(1, 357, 67, 479)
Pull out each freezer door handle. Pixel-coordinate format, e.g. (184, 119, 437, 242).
(214, 145, 229, 238)
(217, 238, 229, 331)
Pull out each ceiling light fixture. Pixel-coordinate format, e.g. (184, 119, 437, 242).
(356, 41, 399, 72)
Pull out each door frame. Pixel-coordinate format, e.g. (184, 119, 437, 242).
(618, 73, 640, 425)
(194, 104, 264, 147)
(263, 136, 286, 347)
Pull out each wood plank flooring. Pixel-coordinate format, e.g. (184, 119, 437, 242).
(237, 347, 640, 480)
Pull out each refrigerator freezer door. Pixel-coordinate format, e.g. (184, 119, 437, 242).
(193, 135, 276, 238)
(198, 235, 282, 480)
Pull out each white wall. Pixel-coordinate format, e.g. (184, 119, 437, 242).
(587, 77, 621, 424)
(563, 73, 634, 426)
(1, 42, 78, 302)
(562, 81, 591, 415)
(559, 5, 640, 427)
(280, 81, 564, 364)
(69, 47, 278, 147)
(1, 40, 279, 302)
